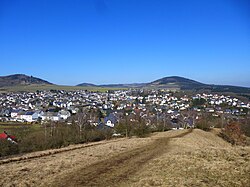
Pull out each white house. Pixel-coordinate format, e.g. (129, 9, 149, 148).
(58, 110, 71, 120)
(106, 120, 115, 127)
(104, 113, 117, 128)
(11, 109, 22, 118)
(20, 111, 39, 122)
(41, 112, 60, 121)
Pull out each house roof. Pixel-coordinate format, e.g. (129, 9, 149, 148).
(97, 122, 112, 130)
(42, 112, 58, 117)
(0, 132, 8, 139)
(0, 132, 16, 141)
(11, 109, 22, 113)
(25, 111, 35, 115)
(104, 113, 117, 124)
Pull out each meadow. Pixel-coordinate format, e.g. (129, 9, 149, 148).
(0, 84, 127, 92)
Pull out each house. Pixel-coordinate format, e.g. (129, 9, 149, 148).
(104, 113, 117, 128)
(0, 131, 17, 144)
(205, 108, 215, 113)
(41, 112, 60, 121)
(184, 118, 194, 128)
(20, 111, 39, 122)
(11, 109, 23, 118)
(171, 123, 183, 130)
(58, 110, 71, 120)
(225, 109, 232, 114)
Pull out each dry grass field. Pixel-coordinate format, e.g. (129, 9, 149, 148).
(0, 129, 249, 187)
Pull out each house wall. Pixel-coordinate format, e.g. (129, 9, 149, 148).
(21, 115, 33, 122)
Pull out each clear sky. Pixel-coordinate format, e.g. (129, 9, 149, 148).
(0, 0, 249, 86)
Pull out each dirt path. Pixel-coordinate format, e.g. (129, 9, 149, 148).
(48, 129, 193, 187)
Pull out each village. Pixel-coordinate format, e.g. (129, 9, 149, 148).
(0, 89, 249, 129)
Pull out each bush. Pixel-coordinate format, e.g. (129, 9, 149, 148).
(240, 121, 250, 137)
(114, 122, 133, 137)
(133, 123, 151, 138)
(85, 130, 106, 142)
(192, 98, 206, 106)
(18, 131, 47, 153)
(196, 119, 211, 131)
(0, 140, 19, 157)
(219, 122, 246, 145)
(0, 122, 118, 157)
(0, 117, 170, 157)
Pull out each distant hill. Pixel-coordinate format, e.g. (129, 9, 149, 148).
(99, 83, 147, 88)
(77, 76, 250, 93)
(148, 76, 250, 93)
(78, 76, 208, 89)
(1, 74, 249, 94)
(77, 82, 146, 88)
(0, 74, 52, 87)
(148, 76, 208, 89)
(77, 83, 97, 87)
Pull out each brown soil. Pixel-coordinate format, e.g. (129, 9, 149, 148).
(0, 129, 249, 187)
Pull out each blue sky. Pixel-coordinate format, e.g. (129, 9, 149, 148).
(0, 0, 249, 86)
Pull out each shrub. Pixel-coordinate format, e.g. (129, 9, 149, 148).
(240, 121, 250, 137)
(114, 122, 133, 137)
(196, 119, 211, 131)
(219, 122, 246, 145)
(133, 122, 151, 138)
(0, 140, 19, 157)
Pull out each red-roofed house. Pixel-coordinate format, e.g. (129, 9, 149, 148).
(0, 131, 17, 144)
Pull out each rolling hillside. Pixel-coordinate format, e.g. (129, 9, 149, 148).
(78, 76, 250, 93)
(148, 76, 250, 93)
(149, 76, 207, 89)
(77, 83, 98, 87)
(0, 74, 52, 87)
(0, 129, 249, 186)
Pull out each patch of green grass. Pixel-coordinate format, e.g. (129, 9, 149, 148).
(0, 123, 41, 134)
(29, 124, 42, 131)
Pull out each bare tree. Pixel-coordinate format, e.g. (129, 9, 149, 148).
(74, 112, 88, 139)
(180, 110, 197, 129)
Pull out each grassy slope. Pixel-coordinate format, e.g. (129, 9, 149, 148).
(122, 129, 250, 187)
(0, 129, 249, 186)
